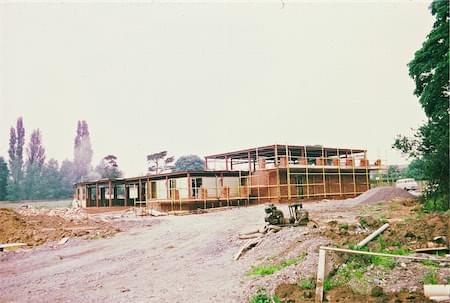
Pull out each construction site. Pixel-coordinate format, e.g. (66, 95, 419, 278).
(74, 144, 381, 212)
(1, 137, 449, 303)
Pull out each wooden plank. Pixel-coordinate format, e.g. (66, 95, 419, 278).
(0, 243, 27, 251)
(320, 246, 450, 262)
(357, 223, 389, 247)
(315, 249, 326, 303)
(415, 247, 449, 253)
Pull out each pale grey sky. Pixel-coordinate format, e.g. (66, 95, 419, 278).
(0, 1, 432, 177)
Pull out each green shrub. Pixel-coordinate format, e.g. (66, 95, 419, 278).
(421, 260, 439, 268)
(370, 256, 396, 269)
(323, 278, 334, 291)
(298, 278, 315, 289)
(423, 270, 439, 285)
(249, 289, 271, 303)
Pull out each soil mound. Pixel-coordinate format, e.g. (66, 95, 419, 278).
(352, 187, 416, 205)
(274, 284, 434, 303)
(0, 208, 118, 246)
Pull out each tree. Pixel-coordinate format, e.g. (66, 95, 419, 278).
(60, 159, 76, 196)
(73, 120, 93, 182)
(0, 157, 9, 200)
(7, 117, 26, 200)
(95, 155, 123, 179)
(23, 129, 46, 199)
(393, 0, 449, 210)
(386, 165, 401, 183)
(27, 129, 45, 167)
(38, 159, 72, 199)
(174, 155, 205, 171)
(403, 159, 427, 181)
(147, 151, 174, 174)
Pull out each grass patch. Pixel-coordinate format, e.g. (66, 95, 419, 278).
(370, 256, 396, 269)
(249, 289, 280, 303)
(248, 252, 307, 276)
(298, 277, 315, 290)
(323, 259, 368, 291)
(249, 289, 271, 303)
(423, 270, 439, 285)
(421, 260, 440, 268)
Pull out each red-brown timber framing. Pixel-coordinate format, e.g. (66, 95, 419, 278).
(74, 144, 382, 212)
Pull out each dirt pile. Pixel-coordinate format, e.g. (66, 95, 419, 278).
(320, 220, 367, 246)
(380, 212, 449, 250)
(274, 284, 435, 303)
(352, 187, 416, 205)
(0, 208, 118, 246)
(15, 205, 88, 221)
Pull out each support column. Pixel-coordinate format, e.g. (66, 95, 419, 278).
(124, 183, 128, 207)
(248, 151, 252, 172)
(351, 149, 357, 195)
(108, 180, 112, 207)
(304, 146, 310, 198)
(96, 183, 99, 207)
(321, 146, 326, 198)
(256, 147, 260, 203)
(364, 151, 370, 191)
(187, 173, 192, 200)
(286, 144, 291, 201)
(337, 148, 342, 197)
(275, 145, 280, 202)
(205, 158, 208, 170)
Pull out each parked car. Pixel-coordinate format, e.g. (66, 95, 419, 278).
(395, 178, 418, 191)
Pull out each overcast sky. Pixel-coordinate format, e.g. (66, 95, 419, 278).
(0, 1, 433, 177)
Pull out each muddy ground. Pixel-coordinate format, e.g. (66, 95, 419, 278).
(0, 190, 449, 303)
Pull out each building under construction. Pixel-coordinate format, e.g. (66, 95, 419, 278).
(74, 144, 382, 212)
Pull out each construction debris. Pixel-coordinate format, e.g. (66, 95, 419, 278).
(423, 285, 450, 302)
(58, 237, 69, 245)
(356, 223, 389, 247)
(234, 237, 265, 260)
(0, 243, 27, 252)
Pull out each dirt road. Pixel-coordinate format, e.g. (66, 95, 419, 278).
(1, 205, 304, 303)
(0, 191, 422, 303)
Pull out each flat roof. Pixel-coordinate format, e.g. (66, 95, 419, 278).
(205, 144, 366, 160)
(75, 170, 247, 186)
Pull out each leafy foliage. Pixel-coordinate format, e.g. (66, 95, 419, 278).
(95, 155, 123, 179)
(147, 151, 174, 174)
(249, 289, 271, 303)
(393, 0, 449, 210)
(402, 159, 427, 180)
(423, 270, 440, 284)
(3, 119, 94, 200)
(298, 277, 315, 290)
(7, 117, 26, 200)
(73, 120, 93, 182)
(0, 157, 8, 200)
(174, 155, 205, 171)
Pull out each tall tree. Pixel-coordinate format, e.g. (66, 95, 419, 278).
(174, 155, 205, 171)
(27, 129, 46, 167)
(40, 159, 72, 199)
(393, 0, 449, 210)
(0, 157, 9, 200)
(73, 120, 93, 182)
(95, 155, 123, 179)
(23, 129, 46, 199)
(147, 151, 174, 174)
(7, 117, 26, 200)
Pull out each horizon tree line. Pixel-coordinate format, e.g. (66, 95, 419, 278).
(0, 117, 205, 202)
